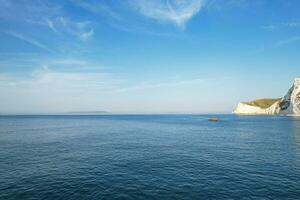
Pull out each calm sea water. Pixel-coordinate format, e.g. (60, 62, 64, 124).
(0, 115, 300, 200)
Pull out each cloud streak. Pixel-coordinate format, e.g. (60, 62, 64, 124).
(115, 77, 226, 93)
(71, 0, 121, 20)
(0, 66, 122, 112)
(132, 0, 206, 28)
(277, 35, 300, 46)
(263, 20, 300, 31)
(56, 17, 94, 41)
(6, 31, 54, 53)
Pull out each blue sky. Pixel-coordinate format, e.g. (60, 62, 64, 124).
(0, 0, 300, 113)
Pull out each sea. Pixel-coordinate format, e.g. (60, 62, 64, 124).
(0, 114, 300, 200)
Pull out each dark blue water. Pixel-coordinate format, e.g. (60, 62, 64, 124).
(0, 115, 300, 200)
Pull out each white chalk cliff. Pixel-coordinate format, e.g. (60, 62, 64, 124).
(234, 77, 300, 115)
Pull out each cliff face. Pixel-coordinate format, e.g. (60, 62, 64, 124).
(234, 77, 300, 115)
(234, 101, 280, 115)
(277, 77, 300, 115)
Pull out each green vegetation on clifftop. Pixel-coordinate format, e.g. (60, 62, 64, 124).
(243, 98, 281, 109)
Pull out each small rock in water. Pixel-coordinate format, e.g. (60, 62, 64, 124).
(208, 118, 219, 122)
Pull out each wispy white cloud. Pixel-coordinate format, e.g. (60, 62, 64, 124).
(46, 19, 58, 33)
(276, 35, 300, 46)
(115, 77, 228, 93)
(132, 0, 206, 28)
(0, 66, 123, 112)
(71, 0, 121, 20)
(79, 28, 94, 41)
(1, 1, 94, 42)
(46, 58, 107, 72)
(207, 0, 264, 11)
(263, 20, 300, 31)
(262, 25, 278, 31)
(282, 21, 300, 28)
(52, 58, 87, 66)
(28, 67, 113, 88)
(27, 17, 94, 41)
(56, 17, 94, 41)
(71, 0, 173, 37)
(6, 31, 54, 53)
(261, 19, 300, 48)
(280, 19, 300, 28)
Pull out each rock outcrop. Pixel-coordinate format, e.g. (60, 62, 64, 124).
(234, 77, 300, 115)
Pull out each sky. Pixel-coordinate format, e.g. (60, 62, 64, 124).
(0, 0, 300, 114)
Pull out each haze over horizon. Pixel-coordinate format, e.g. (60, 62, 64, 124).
(0, 0, 300, 114)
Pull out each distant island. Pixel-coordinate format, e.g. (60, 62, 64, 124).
(67, 111, 109, 114)
(234, 77, 300, 115)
